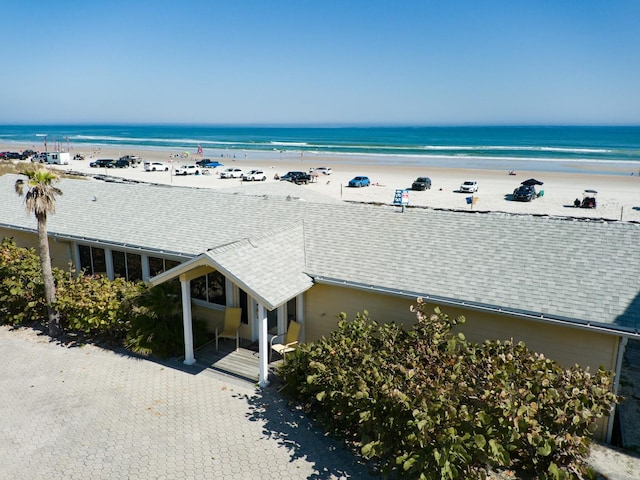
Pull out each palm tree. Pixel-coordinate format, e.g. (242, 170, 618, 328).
(15, 168, 63, 337)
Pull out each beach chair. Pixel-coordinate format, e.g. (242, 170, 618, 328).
(270, 321, 302, 363)
(215, 307, 242, 351)
(537, 190, 544, 198)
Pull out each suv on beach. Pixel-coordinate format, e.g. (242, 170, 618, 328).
(512, 184, 536, 202)
(143, 161, 169, 172)
(174, 164, 201, 175)
(411, 177, 432, 191)
(114, 159, 131, 168)
(119, 155, 141, 166)
(242, 170, 267, 181)
(348, 176, 371, 188)
(459, 181, 478, 193)
(90, 159, 116, 168)
(220, 167, 243, 178)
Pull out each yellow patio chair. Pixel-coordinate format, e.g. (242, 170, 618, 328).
(215, 307, 242, 351)
(270, 320, 302, 363)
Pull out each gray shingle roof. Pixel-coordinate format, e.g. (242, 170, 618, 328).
(1, 174, 638, 333)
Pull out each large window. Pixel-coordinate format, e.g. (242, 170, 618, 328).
(78, 245, 106, 276)
(112, 251, 143, 282)
(191, 271, 226, 306)
(149, 256, 181, 277)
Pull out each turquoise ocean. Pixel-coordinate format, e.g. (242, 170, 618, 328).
(1, 125, 639, 175)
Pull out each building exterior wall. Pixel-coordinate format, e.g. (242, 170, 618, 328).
(305, 282, 617, 440)
(1, 228, 73, 270)
(305, 283, 619, 371)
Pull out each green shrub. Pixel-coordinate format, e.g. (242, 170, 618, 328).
(125, 280, 209, 358)
(0, 238, 47, 324)
(279, 300, 618, 479)
(0, 238, 208, 359)
(54, 270, 142, 339)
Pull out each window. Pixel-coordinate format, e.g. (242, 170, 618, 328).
(111, 250, 142, 282)
(149, 256, 181, 277)
(126, 253, 142, 282)
(78, 245, 106, 276)
(190, 271, 227, 306)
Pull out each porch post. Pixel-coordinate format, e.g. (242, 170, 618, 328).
(180, 276, 196, 365)
(257, 303, 270, 387)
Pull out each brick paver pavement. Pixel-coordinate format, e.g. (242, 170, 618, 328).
(0, 326, 374, 479)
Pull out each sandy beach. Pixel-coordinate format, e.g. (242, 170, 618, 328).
(4, 142, 639, 223)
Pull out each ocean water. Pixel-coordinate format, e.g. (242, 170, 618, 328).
(1, 125, 639, 174)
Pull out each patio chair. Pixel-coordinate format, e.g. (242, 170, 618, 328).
(215, 307, 242, 351)
(270, 321, 302, 363)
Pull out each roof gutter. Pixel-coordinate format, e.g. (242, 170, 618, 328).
(313, 275, 640, 339)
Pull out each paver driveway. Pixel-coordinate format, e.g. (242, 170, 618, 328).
(0, 326, 373, 480)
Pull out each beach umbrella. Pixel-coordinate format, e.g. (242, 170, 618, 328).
(521, 178, 544, 186)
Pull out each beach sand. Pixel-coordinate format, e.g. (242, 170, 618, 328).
(5, 142, 639, 222)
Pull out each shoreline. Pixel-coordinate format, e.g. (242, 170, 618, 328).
(3, 141, 640, 223)
(2, 140, 639, 177)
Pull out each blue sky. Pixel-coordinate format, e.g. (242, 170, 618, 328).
(2, 0, 639, 125)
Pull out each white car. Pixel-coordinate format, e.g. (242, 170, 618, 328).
(174, 164, 201, 176)
(459, 181, 478, 193)
(144, 161, 169, 172)
(242, 170, 267, 181)
(310, 167, 332, 175)
(220, 168, 243, 178)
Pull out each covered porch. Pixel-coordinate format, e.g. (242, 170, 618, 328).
(149, 225, 313, 387)
(193, 338, 282, 383)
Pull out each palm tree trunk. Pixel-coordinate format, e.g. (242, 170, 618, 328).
(37, 217, 60, 337)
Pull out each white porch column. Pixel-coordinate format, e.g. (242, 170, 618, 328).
(257, 303, 270, 388)
(104, 247, 114, 280)
(141, 253, 150, 281)
(180, 276, 196, 366)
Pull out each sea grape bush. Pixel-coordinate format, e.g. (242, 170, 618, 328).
(279, 299, 617, 479)
(54, 271, 142, 339)
(0, 237, 47, 324)
(0, 238, 202, 357)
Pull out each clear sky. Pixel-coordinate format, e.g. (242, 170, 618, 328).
(2, 0, 639, 125)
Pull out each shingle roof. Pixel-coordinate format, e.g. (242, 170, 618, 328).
(1, 174, 638, 333)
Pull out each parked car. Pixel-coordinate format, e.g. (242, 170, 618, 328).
(143, 161, 168, 172)
(459, 181, 478, 193)
(31, 153, 48, 163)
(119, 155, 141, 166)
(242, 170, 267, 181)
(1, 151, 22, 160)
(114, 159, 131, 168)
(310, 167, 332, 175)
(280, 171, 312, 184)
(174, 164, 201, 175)
(348, 176, 371, 188)
(13, 150, 37, 160)
(512, 184, 536, 202)
(220, 167, 243, 178)
(196, 159, 224, 168)
(411, 176, 432, 191)
(90, 159, 116, 168)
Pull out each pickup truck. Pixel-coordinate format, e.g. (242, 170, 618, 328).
(280, 171, 312, 184)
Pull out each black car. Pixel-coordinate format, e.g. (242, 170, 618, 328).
(114, 159, 130, 168)
(411, 177, 432, 191)
(90, 159, 116, 168)
(513, 184, 536, 202)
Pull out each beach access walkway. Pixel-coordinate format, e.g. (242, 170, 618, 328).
(0, 326, 373, 480)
